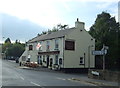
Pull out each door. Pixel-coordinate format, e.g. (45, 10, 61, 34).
(37, 55, 42, 65)
(47, 55, 49, 67)
(50, 58, 53, 67)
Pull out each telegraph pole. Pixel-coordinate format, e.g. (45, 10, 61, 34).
(103, 44, 105, 71)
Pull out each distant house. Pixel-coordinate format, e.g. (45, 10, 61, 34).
(19, 19, 95, 70)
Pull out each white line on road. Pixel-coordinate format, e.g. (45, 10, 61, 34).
(30, 81, 41, 86)
(56, 77, 66, 80)
(15, 74, 19, 78)
(15, 74, 24, 80)
(20, 77, 24, 80)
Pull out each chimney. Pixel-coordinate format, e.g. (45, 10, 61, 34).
(75, 18, 85, 30)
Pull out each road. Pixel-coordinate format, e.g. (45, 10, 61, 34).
(1, 59, 97, 87)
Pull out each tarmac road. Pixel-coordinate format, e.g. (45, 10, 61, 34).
(1, 59, 119, 88)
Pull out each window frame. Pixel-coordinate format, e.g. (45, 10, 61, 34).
(39, 41, 42, 51)
(65, 40, 75, 50)
(79, 57, 84, 65)
(46, 41, 50, 50)
(55, 55, 58, 65)
(29, 45, 33, 50)
(55, 39, 59, 49)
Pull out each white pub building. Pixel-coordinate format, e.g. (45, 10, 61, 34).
(19, 19, 95, 71)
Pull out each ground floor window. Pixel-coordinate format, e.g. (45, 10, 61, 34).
(80, 57, 84, 65)
(59, 58, 62, 65)
(43, 55, 46, 63)
(37, 55, 42, 65)
(55, 55, 58, 65)
(50, 58, 53, 67)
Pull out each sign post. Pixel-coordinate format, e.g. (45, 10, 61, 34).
(92, 44, 109, 71)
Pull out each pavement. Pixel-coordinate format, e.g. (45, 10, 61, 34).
(19, 65, 119, 87)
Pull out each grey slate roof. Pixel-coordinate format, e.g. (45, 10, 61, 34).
(28, 27, 75, 43)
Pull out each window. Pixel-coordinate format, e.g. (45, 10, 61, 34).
(43, 55, 45, 62)
(39, 41, 42, 51)
(80, 57, 84, 65)
(59, 58, 62, 65)
(65, 40, 75, 50)
(55, 55, 58, 65)
(46, 41, 50, 50)
(29, 45, 33, 50)
(55, 39, 59, 49)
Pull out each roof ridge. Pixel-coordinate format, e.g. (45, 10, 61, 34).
(28, 27, 75, 43)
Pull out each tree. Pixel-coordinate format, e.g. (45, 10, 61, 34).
(40, 24, 68, 36)
(5, 43, 25, 58)
(57, 24, 69, 30)
(89, 11, 120, 70)
(5, 38, 11, 43)
(2, 39, 25, 59)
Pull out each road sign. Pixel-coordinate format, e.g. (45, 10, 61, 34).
(92, 50, 104, 55)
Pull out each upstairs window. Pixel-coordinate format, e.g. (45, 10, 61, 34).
(46, 41, 50, 50)
(65, 40, 75, 50)
(39, 41, 42, 51)
(29, 45, 33, 50)
(55, 39, 59, 49)
(36, 42, 42, 51)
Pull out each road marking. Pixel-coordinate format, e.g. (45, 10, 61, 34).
(20, 77, 24, 80)
(68, 78, 97, 86)
(30, 81, 41, 86)
(15, 74, 19, 78)
(56, 77, 66, 80)
(15, 74, 24, 80)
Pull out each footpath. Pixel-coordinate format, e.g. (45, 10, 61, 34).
(18, 66, 119, 87)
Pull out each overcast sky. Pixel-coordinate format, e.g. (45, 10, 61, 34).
(0, 0, 119, 42)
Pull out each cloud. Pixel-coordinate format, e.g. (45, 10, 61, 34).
(0, 0, 119, 29)
(0, 0, 63, 28)
(96, 2, 113, 9)
(59, 0, 119, 3)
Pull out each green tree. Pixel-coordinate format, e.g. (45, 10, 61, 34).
(5, 38, 11, 43)
(57, 24, 68, 30)
(89, 11, 120, 70)
(2, 39, 25, 59)
(6, 43, 25, 58)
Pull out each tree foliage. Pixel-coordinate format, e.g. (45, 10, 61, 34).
(2, 38, 25, 59)
(40, 24, 68, 35)
(5, 38, 11, 43)
(89, 12, 120, 70)
(6, 43, 25, 57)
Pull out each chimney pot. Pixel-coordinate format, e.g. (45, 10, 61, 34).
(75, 18, 85, 30)
(77, 18, 79, 22)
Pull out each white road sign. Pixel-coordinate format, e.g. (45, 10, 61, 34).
(92, 50, 105, 55)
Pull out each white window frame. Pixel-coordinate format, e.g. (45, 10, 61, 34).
(39, 41, 42, 51)
(55, 39, 59, 49)
(80, 57, 84, 65)
(46, 41, 50, 50)
(55, 55, 58, 65)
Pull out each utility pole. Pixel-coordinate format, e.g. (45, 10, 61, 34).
(103, 44, 105, 71)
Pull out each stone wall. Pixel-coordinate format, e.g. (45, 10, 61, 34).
(88, 69, 120, 83)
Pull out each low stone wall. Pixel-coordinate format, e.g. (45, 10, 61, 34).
(88, 69, 120, 82)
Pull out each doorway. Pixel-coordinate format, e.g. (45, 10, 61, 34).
(37, 55, 42, 65)
(47, 55, 49, 67)
(50, 58, 53, 67)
